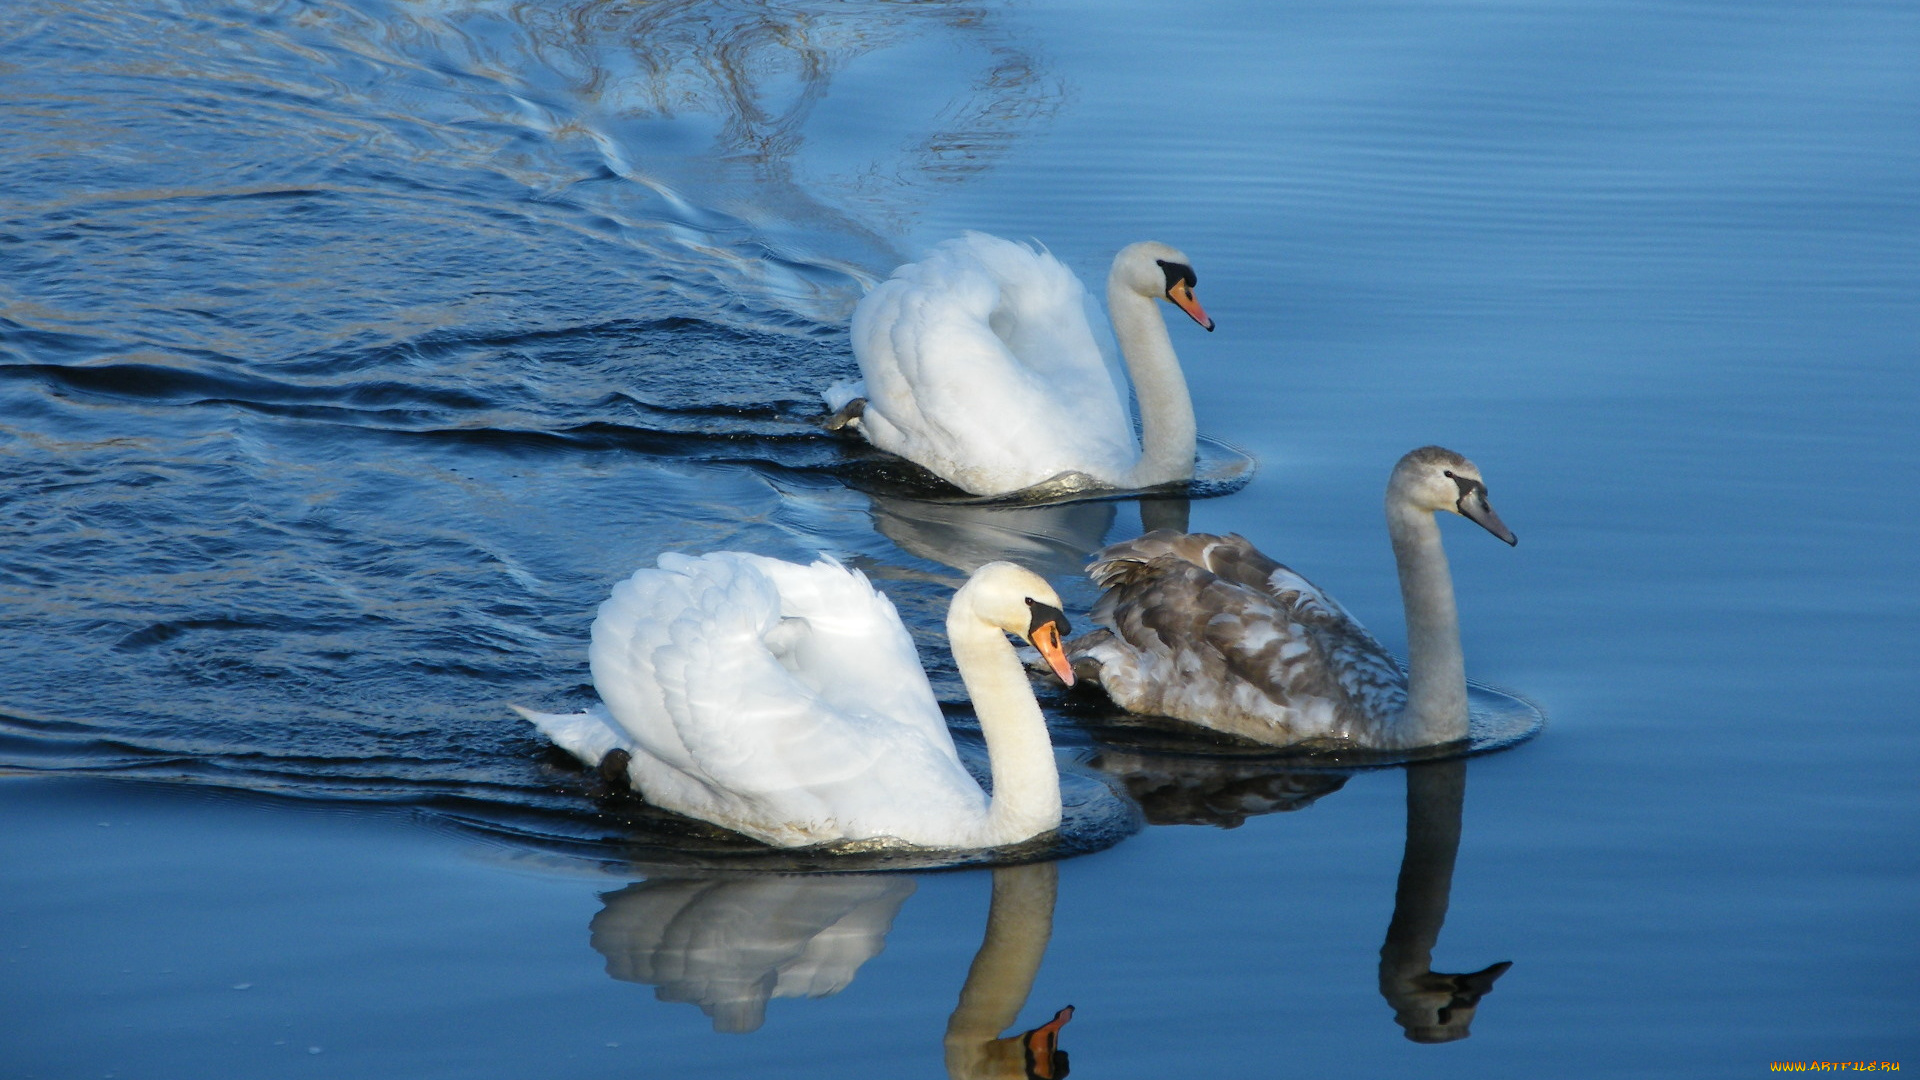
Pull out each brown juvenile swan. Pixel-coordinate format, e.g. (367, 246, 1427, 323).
(1064, 447, 1516, 750)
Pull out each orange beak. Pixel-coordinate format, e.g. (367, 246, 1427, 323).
(1168, 281, 1214, 331)
(1029, 621, 1075, 687)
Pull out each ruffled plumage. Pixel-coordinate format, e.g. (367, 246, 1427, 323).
(515, 552, 987, 848)
(1070, 449, 1517, 751)
(839, 233, 1143, 495)
(517, 553, 1073, 850)
(1068, 531, 1409, 747)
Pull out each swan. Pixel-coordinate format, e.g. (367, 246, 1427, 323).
(825, 232, 1213, 497)
(1063, 447, 1517, 750)
(513, 552, 1077, 849)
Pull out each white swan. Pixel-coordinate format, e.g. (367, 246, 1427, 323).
(514, 553, 1077, 849)
(826, 232, 1213, 497)
(1065, 447, 1516, 750)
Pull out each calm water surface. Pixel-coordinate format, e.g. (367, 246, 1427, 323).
(3, 0, 1916, 1075)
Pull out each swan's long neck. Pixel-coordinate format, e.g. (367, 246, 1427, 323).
(1106, 278, 1196, 489)
(1386, 499, 1469, 747)
(948, 605, 1063, 846)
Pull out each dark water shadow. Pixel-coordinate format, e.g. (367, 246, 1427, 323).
(0, 0, 1070, 333)
(0, 706, 1139, 874)
(828, 435, 1256, 509)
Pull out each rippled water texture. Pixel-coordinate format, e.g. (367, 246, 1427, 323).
(3, 0, 1916, 1075)
(0, 0, 1099, 842)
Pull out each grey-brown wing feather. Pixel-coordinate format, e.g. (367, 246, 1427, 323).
(1254, 561, 1404, 712)
(1093, 531, 1356, 623)
(1077, 533, 1406, 741)
(1088, 530, 1280, 591)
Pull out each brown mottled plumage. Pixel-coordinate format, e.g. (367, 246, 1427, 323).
(1068, 531, 1409, 748)
(1065, 446, 1517, 751)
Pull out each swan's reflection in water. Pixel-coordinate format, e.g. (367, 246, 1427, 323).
(591, 863, 1073, 1076)
(1136, 496, 1191, 536)
(944, 864, 1073, 1080)
(590, 874, 916, 1033)
(1091, 749, 1350, 827)
(1088, 751, 1509, 1041)
(1378, 759, 1510, 1043)
(863, 492, 1199, 580)
(867, 493, 1117, 577)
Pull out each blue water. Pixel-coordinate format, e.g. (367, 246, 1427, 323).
(3, 0, 1916, 1075)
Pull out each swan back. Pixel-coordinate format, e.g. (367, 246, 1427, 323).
(586, 552, 986, 846)
(1072, 531, 1408, 745)
(591, 552, 952, 760)
(944, 234, 1112, 383)
(849, 233, 1138, 493)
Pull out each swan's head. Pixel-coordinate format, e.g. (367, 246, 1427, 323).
(957, 561, 1076, 686)
(1389, 447, 1517, 545)
(1112, 241, 1214, 331)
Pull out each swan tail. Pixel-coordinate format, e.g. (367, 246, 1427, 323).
(822, 395, 865, 434)
(511, 702, 629, 769)
(822, 377, 866, 413)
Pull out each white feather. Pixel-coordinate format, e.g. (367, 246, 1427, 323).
(840, 233, 1202, 496)
(517, 553, 1068, 849)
